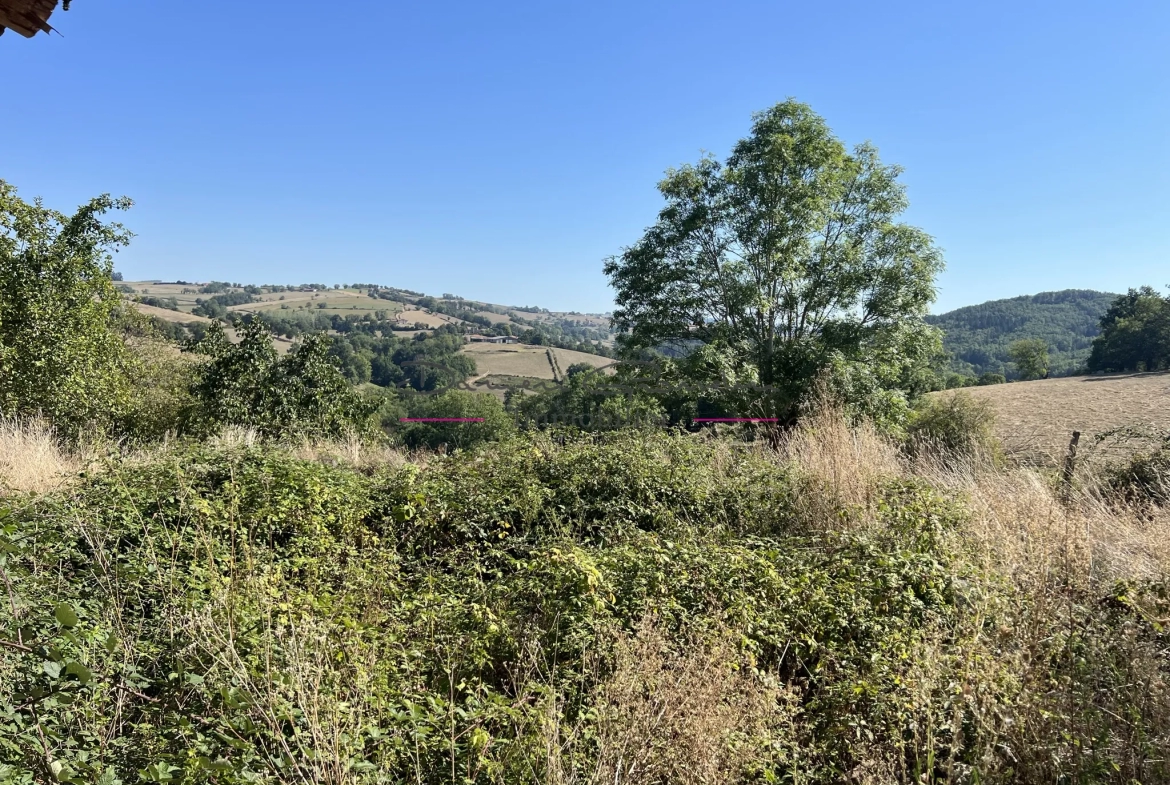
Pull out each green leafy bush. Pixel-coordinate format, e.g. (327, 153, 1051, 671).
(906, 391, 999, 463)
(0, 434, 974, 783)
(3, 431, 1168, 783)
(397, 390, 516, 450)
(186, 321, 377, 438)
(511, 367, 667, 431)
(0, 181, 135, 435)
(1102, 441, 1170, 507)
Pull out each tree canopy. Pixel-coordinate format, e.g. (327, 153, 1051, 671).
(604, 100, 943, 425)
(0, 179, 134, 432)
(187, 321, 377, 438)
(1087, 286, 1170, 373)
(1007, 338, 1049, 380)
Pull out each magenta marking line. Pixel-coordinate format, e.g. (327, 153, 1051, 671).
(399, 418, 485, 423)
(693, 417, 779, 422)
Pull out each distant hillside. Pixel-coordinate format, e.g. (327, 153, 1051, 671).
(926, 289, 1119, 378)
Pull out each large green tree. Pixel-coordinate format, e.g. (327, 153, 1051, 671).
(1007, 338, 1050, 380)
(0, 180, 134, 432)
(1087, 287, 1170, 373)
(604, 100, 944, 426)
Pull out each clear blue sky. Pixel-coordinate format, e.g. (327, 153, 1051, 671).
(2, 0, 1167, 313)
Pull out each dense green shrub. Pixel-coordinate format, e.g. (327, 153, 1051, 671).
(1102, 442, 1170, 507)
(397, 390, 516, 450)
(186, 321, 377, 438)
(3, 432, 1168, 783)
(943, 372, 977, 389)
(906, 391, 999, 463)
(511, 367, 667, 431)
(0, 434, 967, 783)
(117, 340, 203, 440)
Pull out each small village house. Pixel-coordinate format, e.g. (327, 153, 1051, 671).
(465, 334, 519, 345)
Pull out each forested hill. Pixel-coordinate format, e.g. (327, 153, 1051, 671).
(926, 289, 1119, 377)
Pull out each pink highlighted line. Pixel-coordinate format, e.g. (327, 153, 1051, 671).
(399, 417, 485, 423)
(693, 417, 779, 423)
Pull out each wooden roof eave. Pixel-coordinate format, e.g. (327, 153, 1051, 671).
(0, 0, 59, 38)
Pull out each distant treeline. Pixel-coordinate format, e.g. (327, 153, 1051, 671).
(926, 289, 1118, 378)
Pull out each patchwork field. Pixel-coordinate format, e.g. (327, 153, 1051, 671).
(122, 283, 410, 320)
(473, 310, 514, 325)
(942, 371, 1170, 464)
(120, 284, 615, 345)
(122, 282, 209, 312)
(229, 289, 391, 315)
(461, 342, 614, 381)
(396, 305, 468, 328)
(130, 302, 211, 324)
(128, 300, 295, 353)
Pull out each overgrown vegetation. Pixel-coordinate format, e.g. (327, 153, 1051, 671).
(4, 95, 1170, 782)
(3, 422, 1169, 783)
(185, 321, 378, 438)
(0, 180, 135, 434)
(906, 391, 1000, 464)
(1096, 427, 1170, 507)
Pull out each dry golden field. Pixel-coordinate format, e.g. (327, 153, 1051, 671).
(123, 283, 409, 320)
(473, 310, 514, 325)
(943, 371, 1170, 464)
(396, 304, 468, 328)
(461, 343, 614, 381)
(461, 344, 558, 380)
(130, 302, 211, 324)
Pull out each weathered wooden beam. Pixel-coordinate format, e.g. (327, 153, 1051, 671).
(0, 0, 59, 38)
(1060, 430, 1081, 502)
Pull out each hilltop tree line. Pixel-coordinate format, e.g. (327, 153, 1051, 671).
(925, 289, 1118, 378)
(926, 287, 1170, 384)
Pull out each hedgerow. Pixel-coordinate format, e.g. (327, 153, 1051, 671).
(2, 431, 1168, 783)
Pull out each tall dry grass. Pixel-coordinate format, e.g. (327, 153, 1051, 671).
(0, 418, 91, 494)
(786, 405, 1170, 780)
(292, 433, 409, 472)
(780, 404, 902, 532)
(785, 400, 1170, 584)
(515, 618, 789, 785)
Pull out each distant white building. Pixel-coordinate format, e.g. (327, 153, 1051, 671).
(466, 334, 519, 344)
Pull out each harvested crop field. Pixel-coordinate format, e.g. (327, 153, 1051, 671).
(942, 371, 1170, 464)
(461, 343, 614, 382)
(130, 302, 211, 323)
(396, 306, 467, 328)
(473, 311, 514, 324)
(461, 344, 559, 380)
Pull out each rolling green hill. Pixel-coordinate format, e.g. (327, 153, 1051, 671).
(926, 289, 1119, 378)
